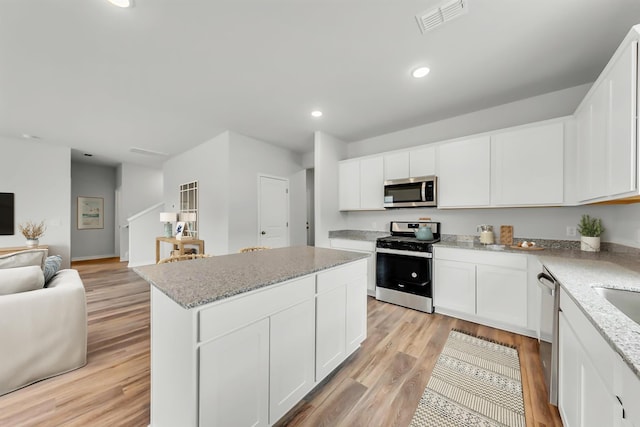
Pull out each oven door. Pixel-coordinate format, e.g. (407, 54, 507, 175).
(375, 248, 432, 297)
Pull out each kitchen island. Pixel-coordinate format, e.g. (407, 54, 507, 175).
(135, 246, 368, 427)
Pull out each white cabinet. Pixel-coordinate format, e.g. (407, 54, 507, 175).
(434, 259, 476, 314)
(476, 265, 527, 327)
(384, 152, 409, 180)
(576, 34, 638, 203)
(557, 288, 623, 427)
(491, 121, 564, 206)
(315, 260, 367, 382)
(329, 238, 376, 295)
(434, 247, 531, 335)
(150, 258, 368, 427)
(409, 146, 436, 177)
(437, 136, 491, 208)
(199, 318, 270, 427)
(269, 299, 315, 423)
(338, 157, 384, 211)
(338, 160, 360, 211)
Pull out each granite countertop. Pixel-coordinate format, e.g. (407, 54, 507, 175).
(328, 230, 390, 242)
(134, 246, 368, 309)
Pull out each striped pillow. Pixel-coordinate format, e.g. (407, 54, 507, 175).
(43, 255, 62, 286)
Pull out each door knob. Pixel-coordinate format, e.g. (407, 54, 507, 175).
(261, 231, 266, 235)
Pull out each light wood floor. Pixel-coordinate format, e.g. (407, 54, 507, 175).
(0, 259, 562, 426)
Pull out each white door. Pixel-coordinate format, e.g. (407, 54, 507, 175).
(258, 175, 289, 248)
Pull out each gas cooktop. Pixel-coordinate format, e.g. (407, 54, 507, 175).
(376, 221, 441, 253)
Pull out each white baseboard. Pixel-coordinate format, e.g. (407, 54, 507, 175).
(71, 254, 118, 262)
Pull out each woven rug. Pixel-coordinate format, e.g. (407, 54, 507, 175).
(410, 330, 525, 427)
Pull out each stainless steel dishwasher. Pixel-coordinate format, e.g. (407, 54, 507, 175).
(537, 267, 560, 406)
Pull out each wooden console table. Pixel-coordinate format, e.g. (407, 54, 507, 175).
(0, 245, 49, 256)
(155, 237, 205, 263)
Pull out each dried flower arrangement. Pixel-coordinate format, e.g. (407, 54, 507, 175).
(18, 220, 47, 240)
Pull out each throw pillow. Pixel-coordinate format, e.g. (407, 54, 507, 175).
(0, 249, 48, 270)
(43, 255, 62, 286)
(0, 265, 45, 295)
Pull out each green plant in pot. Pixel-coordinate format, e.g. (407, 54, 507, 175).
(577, 214, 604, 252)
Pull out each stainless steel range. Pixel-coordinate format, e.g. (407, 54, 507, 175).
(375, 221, 440, 313)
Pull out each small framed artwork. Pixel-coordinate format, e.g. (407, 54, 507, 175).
(175, 221, 186, 238)
(77, 196, 104, 230)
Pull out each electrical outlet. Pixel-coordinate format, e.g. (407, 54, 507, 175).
(566, 226, 577, 237)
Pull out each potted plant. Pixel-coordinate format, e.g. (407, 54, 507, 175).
(18, 220, 46, 248)
(577, 214, 604, 252)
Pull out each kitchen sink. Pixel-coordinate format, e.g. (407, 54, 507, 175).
(593, 287, 640, 325)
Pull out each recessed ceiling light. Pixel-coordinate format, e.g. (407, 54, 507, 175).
(412, 67, 431, 78)
(21, 134, 41, 140)
(311, 110, 323, 118)
(84, 153, 94, 157)
(107, 0, 133, 8)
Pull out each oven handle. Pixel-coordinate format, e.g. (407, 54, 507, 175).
(376, 247, 432, 258)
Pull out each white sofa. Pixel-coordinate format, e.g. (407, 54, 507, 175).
(0, 268, 88, 396)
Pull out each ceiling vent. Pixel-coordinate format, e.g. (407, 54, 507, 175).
(416, 0, 468, 34)
(129, 147, 169, 156)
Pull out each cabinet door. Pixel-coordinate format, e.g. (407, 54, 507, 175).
(270, 299, 315, 424)
(345, 276, 367, 354)
(437, 136, 491, 207)
(581, 350, 618, 427)
(384, 152, 409, 180)
(559, 314, 581, 427)
(434, 259, 476, 314)
(607, 40, 637, 196)
(491, 122, 564, 205)
(339, 160, 360, 210)
(476, 265, 527, 327)
(360, 156, 384, 209)
(409, 146, 435, 177)
(199, 318, 269, 427)
(316, 285, 347, 381)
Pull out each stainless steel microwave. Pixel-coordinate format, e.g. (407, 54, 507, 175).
(383, 176, 437, 208)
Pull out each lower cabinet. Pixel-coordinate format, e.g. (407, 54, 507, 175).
(434, 247, 529, 334)
(315, 260, 367, 382)
(150, 259, 368, 427)
(329, 238, 376, 295)
(556, 287, 640, 427)
(199, 318, 270, 427)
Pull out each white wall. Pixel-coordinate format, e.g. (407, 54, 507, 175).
(71, 162, 117, 260)
(347, 84, 591, 158)
(117, 163, 163, 261)
(163, 131, 230, 256)
(228, 132, 304, 253)
(0, 137, 72, 268)
(314, 131, 347, 248)
(127, 203, 164, 267)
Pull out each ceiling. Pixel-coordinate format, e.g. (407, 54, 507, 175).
(2, 0, 640, 168)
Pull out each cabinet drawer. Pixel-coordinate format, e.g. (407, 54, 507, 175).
(559, 288, 615, 391)
(316, 260, 366, 294)
(199, 275, 315, 343)
(434, 247, 527, 270)
(330, 239, 375, 252)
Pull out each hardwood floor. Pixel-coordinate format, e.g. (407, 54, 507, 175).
(0, 259, 562, 426)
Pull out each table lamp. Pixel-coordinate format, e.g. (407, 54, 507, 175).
(160, 212, 177, 237)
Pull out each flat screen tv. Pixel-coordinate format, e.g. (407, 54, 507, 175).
(0, 193, 15, 235)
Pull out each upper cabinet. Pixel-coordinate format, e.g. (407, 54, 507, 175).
(437, 136, 491, 208)
(383, 152, 409, 180)
(491, 121, 564, 206)
(384, 147, 436, 181)
(409, 146, 436, 177)
(576, 30, 638, 203)
(338, 156, 384, 211)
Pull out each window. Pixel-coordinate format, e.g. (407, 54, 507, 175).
(180, 181, 198, 238)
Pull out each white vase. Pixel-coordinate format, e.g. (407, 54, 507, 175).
(25, 239, 39, 248)
(580, 236, 600, 252)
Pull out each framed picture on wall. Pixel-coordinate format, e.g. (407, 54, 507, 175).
(77, 196, 104, 230)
